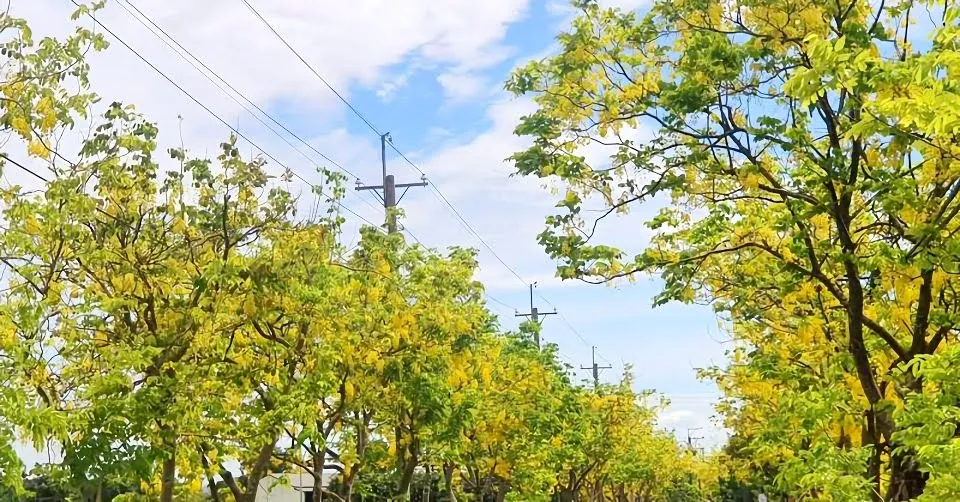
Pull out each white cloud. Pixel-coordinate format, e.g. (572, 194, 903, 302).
(8, 0, 533, 175)
(651, 395, 729, 450)
(2, 0, 538, 242)
(437, 72, 488, 103)
(388, 93, 661, 297)
(660, 408, 695, 422)
(376, 73, 410, 102)
(425, 127, 454, 143)
(390, 96, 564, 291)
(412, 97, 539, 194)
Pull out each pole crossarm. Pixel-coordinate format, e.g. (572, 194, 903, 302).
(354, 133, 427, 233)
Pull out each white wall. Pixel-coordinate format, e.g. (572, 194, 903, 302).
(255, 471, 336, 502)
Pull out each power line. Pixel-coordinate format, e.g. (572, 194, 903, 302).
(386, 140, 610, 360)
(0, 151, 388, 267)
(355, 133, 427, 234)
(116, 0, 358, 180)
(560, 311, 601, 356)
(535, 292, 613, 365)
(114, 0, 384, 220)
(402, 227, 425, 247)
(5, 151, 587, 380)
(69, 0, 383, 231)
(238, 0, 610, 362)
(484, 293, 518, 312)
(239, 0, 382, 136)
(402, 227, 530, 332)
(515, 283, 556, 349)
(427, 183, 530, 287)
(0, 153, 48, 183)
(555, 351, 576, 366)
(238, 0, 530, 288)
(401, 226, 520, 315)
(2, 149, 577, 370)
(361, 133, 533, 295)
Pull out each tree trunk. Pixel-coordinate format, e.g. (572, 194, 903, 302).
(396, 434, 420, 500)
(240, 440, 279, 502)
(342, 467, 356, 502)
(160, 446, 176, 502)
(841, 231, 887, 502)
(313, 447, 327, 502)
(864, 409, 883, 502)
(206, 474, 222, 502)
(558, 471, 577, 502)
(591, 479, 601, 502)
(341, 412, 369, 502)
(443, 463, 458, 502)
(200, 446, 223, 502)
(885, 373, 927, 501)
(557, 489, 576, 502)
(398, 457, 418, 500)
(423, 465, 431, 502)
(887, 450, 927, 501)
(494, 481, 508, 502)
(832, 165, 922, 501)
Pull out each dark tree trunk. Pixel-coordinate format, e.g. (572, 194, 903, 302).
(558, 471, 578, 502)
(206, 473, 222, 502)
(443, 463, 458, 502)
(887, 445, 928, 501)
(864, 409, 882, 502)
(835, 192, 889, 502)
(494, 481, 508, 502)
(590, 479, 601, 502)
(160, 447, 176, 502)
(238, 440, 278, 502)
(313, 447, 327, 502)
(423, 465, 431, 502)
(396, 433, 420, 500)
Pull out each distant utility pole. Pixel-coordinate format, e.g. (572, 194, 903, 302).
(685, 428, 705, 493)
(355, 132, 427, 234)
(514, 283, 556, 349)
(686, 428, 704, 455)
(580, 346, 612, 390)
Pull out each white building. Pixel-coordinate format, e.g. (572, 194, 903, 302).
(198, 470, 337, 502)
(254, 471, 338, 502)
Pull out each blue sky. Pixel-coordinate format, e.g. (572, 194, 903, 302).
(13, 0, 729, 459)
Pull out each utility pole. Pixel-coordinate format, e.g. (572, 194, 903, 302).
(580, 346, 612, 390)
(686, 428, 704, 455)
(685, 428, 705, 494)
(514, 283, 556, 349)
(355, 132, 428, 234)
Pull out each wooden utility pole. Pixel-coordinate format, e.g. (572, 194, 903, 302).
(514, 283, 556, 349)
(686, 427, 704, 455)
(355, 132, 427, 233)
(580, 346, 612, 390)
(685, 428, 704, 493)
